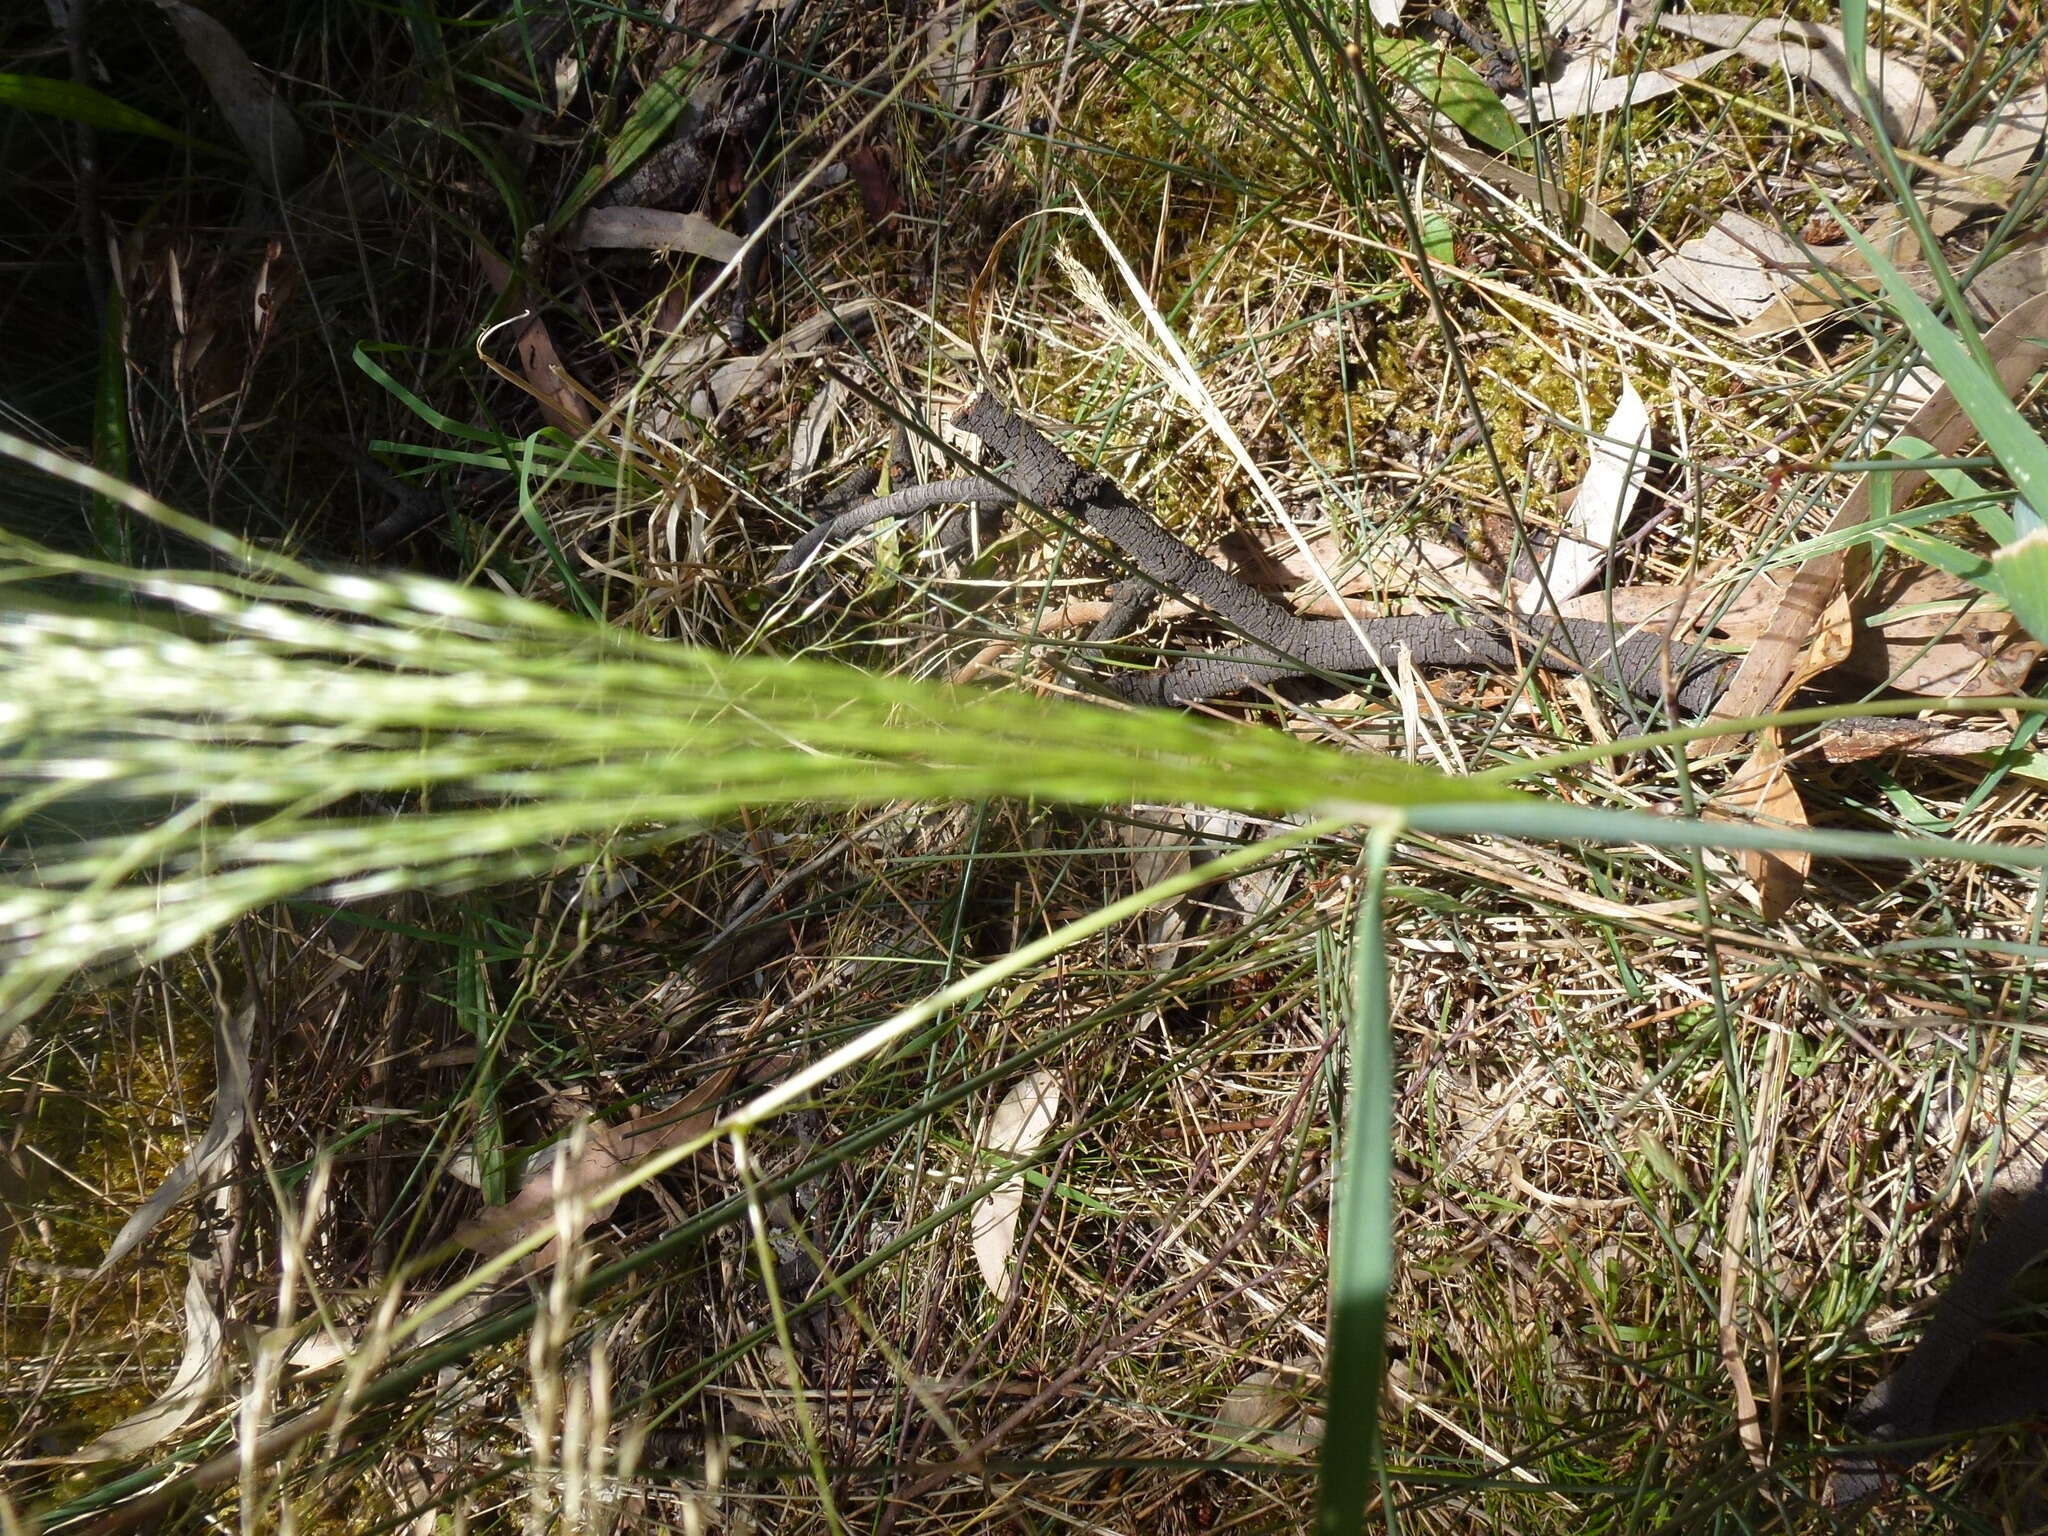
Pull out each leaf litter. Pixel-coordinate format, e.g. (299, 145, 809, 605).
(969, 1070, 1062, 1303)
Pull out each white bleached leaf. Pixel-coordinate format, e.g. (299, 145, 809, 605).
(571, 207, 744, 261)
(1650, 212, 1812, 322)
(100, 1003, 254, 1273)
(790, 378, 846, 482)
(1519, 381, 1651, 613)
(1511, 49, 1731, 123)
(74, 1265, 223, 1460)
(926, 3, 978, 113)
(1656, 14, 1935, 145)
(1943, 83, 2047, 190)
(969, 1070, 1062, 1303)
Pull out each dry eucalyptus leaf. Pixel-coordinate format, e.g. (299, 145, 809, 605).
(701, 299, 878, 417)
(1968, 242, 2048, 318)
(1847, 567, 2044, 697)
(1518, 380, 1650, 612)
(455, 1067, 734, 1270)
(789, 377, 846, 482)
(1214, 1362, 1324, 1457)
(1713, 731, 1810, 921)
(153, 0, 304, 192)
(1656, 14, 1935, 145)
(970, 1070, 1062, 1303)
(571, 207, 744, 261)
(1699, 292, 2048, 753)
(1652, 213, 1813, 322)
(1554, 570, 1787, 642)
(74, 1266, 223, 1460)
(1938, 82, 2048, 210)
(926, 2, 978, 112)
(101, 1003, 254, 1273)
(475, 247, 593, 434)
(1817, 716, 2015, 764)
(1275, 525, 1502, 611)
(1511, 48, 1731, 123)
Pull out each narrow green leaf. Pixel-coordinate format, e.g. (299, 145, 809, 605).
(1992, 501, 2048, 645)
(1372, 39, 1529, 158)
(0, 73, 217, 151)
(1834, 213, 2048, 518)
(89, 289, 132, 568)
(1320, 823, 1400, 1535)
(547, 61, 702, 235)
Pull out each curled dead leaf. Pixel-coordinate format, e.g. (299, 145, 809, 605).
(454, 1065, 734, 1271)
(74, 1266, 224, 1461)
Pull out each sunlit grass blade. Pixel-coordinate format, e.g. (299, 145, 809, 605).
(1993, 500, 2048, 642)
(1319, 823, 1400, 1535)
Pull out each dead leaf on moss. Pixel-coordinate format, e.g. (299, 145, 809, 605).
(74, 1265, 224, 1461)
(1652, 213, 1816, 323)
(970, 1070, 1061, 1303)
(1519, 380, 1651, 612)
(1656, 14, 1935, 145)
(100, 1003, 255, 1273)
(1507, 0, 1730, 122)
(1511, 48, 1732, 123)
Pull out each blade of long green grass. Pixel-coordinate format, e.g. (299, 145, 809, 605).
(1319, 821, 1401, 1535)
(88, 287, 131, 569)
(1830, 197, 2048, 646)
(0, 72, 218, 151)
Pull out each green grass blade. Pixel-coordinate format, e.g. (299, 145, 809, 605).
(545, 60, 702, 235)
(1319, 822, 1400, 1535)
(89, 286, 132, 568)
(0, 72, 217, 151)
(1993, 501, 2048, 642)
(1833, 217, 2048, 526)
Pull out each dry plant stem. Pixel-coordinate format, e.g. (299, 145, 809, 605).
(952, 395, 1733, 715)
